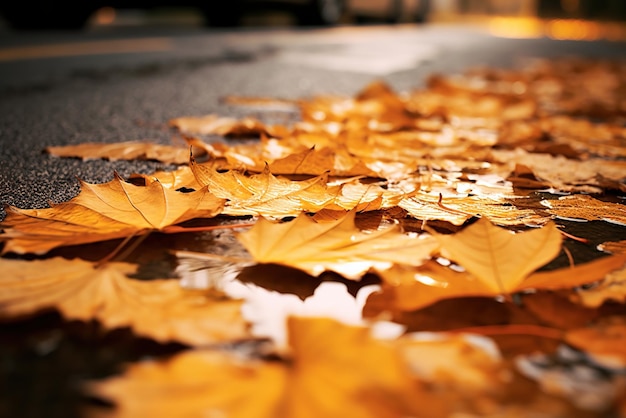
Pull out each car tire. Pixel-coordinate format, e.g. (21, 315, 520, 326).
(297, 0, 346, 26)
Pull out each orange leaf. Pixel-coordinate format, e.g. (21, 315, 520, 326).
(0, 257, 248, 346)
(236, 211, 439, 279)
(45, 141, 192, 164)
(0, 173, 224, 254)
(432, 218, 562, 293)
(87, 317, 446, 418)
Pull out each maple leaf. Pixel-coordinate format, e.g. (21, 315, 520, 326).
(268, 146, 378, 177)
(236, 210, 439, 279)
(0, 257, 248, 346)
(45, 141, 193, 164)
(190, 159, 341, 217)
(87, 316, 446, 418)
(400, 193, 549, 226)
(169, 113, 280, 138)
(432, 218, 563, 293)
(565, 316, 626, 369)
(571, 264, 626, 307)
(491, 149, 626, 193)
(0, 173, 224, 254)
(541, 194, 626, 226)
(370, 253, 626, 312)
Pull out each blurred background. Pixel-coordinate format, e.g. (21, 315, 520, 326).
(0, 0, 625, 39)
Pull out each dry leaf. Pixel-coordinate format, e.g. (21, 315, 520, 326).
(598, 240, 626, 254)
(236, 210, 439, 279)
(432, 218, 562, 293)
(45, 141, 192, 164)
(565, 316, 626, 369)
(87, 316, 446, 418)
(0, 257, 248, 346)
(571, 264, 626, 307)
(0, 173, 224, 254)
(268, 146, 378, 177)
(371, 254, 626, 311)
(400, 193, 549, 226)
(169, 114, 276, 137)
(190, 160, 342, 217)
(541, 194, 626, 226)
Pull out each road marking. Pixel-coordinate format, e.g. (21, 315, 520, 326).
(0, 38, 173, 62)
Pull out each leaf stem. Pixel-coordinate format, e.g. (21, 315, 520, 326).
(161, 222, 256, 234)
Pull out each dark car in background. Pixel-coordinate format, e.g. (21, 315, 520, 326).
(0, 0, 430, 29)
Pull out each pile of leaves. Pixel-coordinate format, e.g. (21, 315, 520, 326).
(2, 57, 626, 417)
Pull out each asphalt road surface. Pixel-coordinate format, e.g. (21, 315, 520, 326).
(1, 20, 625, 218)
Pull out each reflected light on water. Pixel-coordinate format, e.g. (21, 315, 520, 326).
(175, 254, 398, 348)
(488, 16, 626, 41)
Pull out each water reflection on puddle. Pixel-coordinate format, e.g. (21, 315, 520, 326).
(175, 254, 403, 347)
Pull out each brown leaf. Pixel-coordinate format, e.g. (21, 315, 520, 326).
(373, 254, 626, 312)
(87, 317, 446, 418)
(570, 264, 626, 308)
(169, 114, 278, 138)
(0, 173, 224, 254)
(236, 210, 439, 279)
(565, 316, 626, 369)
(45, 141, 192, 164)
(432, 218, 562, 293)
(0, 257, 248, 346)
(541, 194, 626, 226)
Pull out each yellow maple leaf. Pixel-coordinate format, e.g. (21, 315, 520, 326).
(87, 316, 446, 418)
(541, 194, 626, 226)
(571, 264, 626, 307)
(0, 173, 225, 254)
(266, 146, 377, 177)
(0, 257, 248, 346)
(370, 253, 626, 312)
(432, 218, 562, 293)
(45, 141, 192, 164)
(190, 159, 341, 217)
(236, 210, 439, 279)
(169, 113, 278, 137)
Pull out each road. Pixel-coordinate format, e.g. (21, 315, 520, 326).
(1, 19, 625, 217)
(0, 17, 625, 418)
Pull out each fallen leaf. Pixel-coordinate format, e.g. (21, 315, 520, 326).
(169, 114, 278, 138)
(432, 218, 562, 293)
(571, 264, 626, 308)
(400, 193, 549, 226)
(372, 253, 626, 312)
(565, 316, 626, 369)
(87, 316, 446, 418)
(236, 210, 439, 279)
(0, 257, 248, 346)
(598, 240, 626, 254)
(492, 149, 626, 193)
(268, 146, 378, 177)
(398, 333, 505, 392)
(190, 159, 342, 217)
(45, 141, 192, 164)
(541, 194, 626, 226)
(0, 173, 224, 254)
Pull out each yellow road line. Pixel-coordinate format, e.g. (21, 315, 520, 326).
(0, 38, 173, 62)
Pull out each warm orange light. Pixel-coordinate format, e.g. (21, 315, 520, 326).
(94, 7, 117, 25)
(488, 17, 543, 39)
(546, 19, 600, 40)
